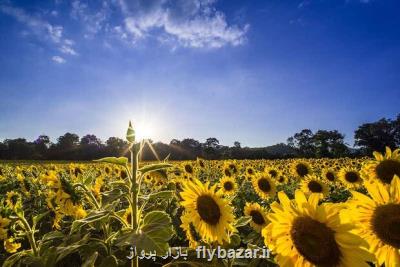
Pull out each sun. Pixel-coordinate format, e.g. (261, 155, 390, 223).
(135, 123, 156, 141)
(135, 121, 157, 141)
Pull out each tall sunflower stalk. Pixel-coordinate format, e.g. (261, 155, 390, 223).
(126, 121, 139, 267)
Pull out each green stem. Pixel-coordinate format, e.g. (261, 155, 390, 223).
(130, 143, 139, 267)
(19, 214, 39, 257)
(74, 183, 101, 209)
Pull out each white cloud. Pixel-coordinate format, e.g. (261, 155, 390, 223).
(51, 55, 66, 63)
(70, 0, 109, 38)
(116, 0, 249, 48)
(1, 0, 248, 55)
(0, 4, 77, 61)
(60, 44, 78, 55)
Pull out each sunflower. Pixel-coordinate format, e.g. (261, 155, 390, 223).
(4, 237, 21, 254)
(276, 175, 287, 184)
(252, 173, 276, 199)
(338, 167, 363, 189)
(322, 168, 337, 183)
(197, 158, 206, 169)
(50, 210, 63, 230)
(92, 175, 104, 199)
(345, 175, 400, 267)
(5, 191, 21, 210)
(144, 174, 153, 184)
(262, 190, 374, 267)
(300, 175, 329, 199)
(180, 212, 202, 248)
(120, 169, 128, 179)
(0, 216, 10, 240)
(291, 161, 312, 179)
(223, 161, 238, 177)
(183, 162, 195, 176)
(361, 147, 400, 186)
(245, 166, 256, 179)
(265, 167, 280, 179)
(244, 202, 269, 232)
(180, 179, 236, 244)
(40, 171, 60, 188)
(103, 165, 112, 176)
(218, 176, 237, 196)
(122, 206, 132, 226)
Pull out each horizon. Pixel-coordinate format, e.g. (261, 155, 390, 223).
(1, 0, 399, 147)
(0, 116, 395, 148)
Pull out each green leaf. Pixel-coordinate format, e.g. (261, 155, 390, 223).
(139, 163, 173, 175)
(83, 175, 96, 186)
(147, 190, 175, 201)
(242, 231, 261, 243)
(115, 211, 174, 254)
(93, 157, 128, 166)
(41, 247, 58, 267)
(235, 216, 252, 227)
(33, 211, 50, 228)
(2, 251, 28, 267)
(101, 188, 124, 206)
(110, 180, 130, 192)
(56, 235, 90, 263)
(70, 210, 110, 233)
(126, 121, 135, 143)
(228, 233, 241, 248)
(99, 256, 118, 267)
(40, 231, 65, 243)
(81, 252, 98, 267)
(39, 231, 65, 255)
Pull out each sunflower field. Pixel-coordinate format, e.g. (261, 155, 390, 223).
(0, 124, 399, 267)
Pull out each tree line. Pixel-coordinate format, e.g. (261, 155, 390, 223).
(0, 114, 399, 161)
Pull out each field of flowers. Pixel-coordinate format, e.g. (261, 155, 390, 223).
(0, 129, 399, 266)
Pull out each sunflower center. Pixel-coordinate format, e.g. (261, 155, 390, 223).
(199, 161, 205, 168)
(229, 164, 237, 173)
(249, 210, 265, 225)
(224, 169, 232, 176)
(296, 164, 309, 177)
(278, 176, 284, 182)
(269, 170, 278, 178)
(185, 165, 193, 174)
(291, 216, 341, 266)
(10, 195, 18, 205)
(371, 203, 400, 248)
(258, 178, 271, 192)
(325, 172, 335, 181)
(196, 195, 221, 225)
(375, 160, 400, 184)
(120, 170, 127, 179)
(223, 181, 234, 191)
(308, 181, 323, 193)
(345, 171, 359, 183)
(126, 211, 132, 225)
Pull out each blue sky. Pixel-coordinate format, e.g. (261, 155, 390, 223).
(0, 0, 399, 147)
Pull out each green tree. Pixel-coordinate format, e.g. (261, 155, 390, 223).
(287, 129, 315, 157)
(354, 117, 398, 154)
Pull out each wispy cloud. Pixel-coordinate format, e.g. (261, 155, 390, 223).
(70, 0, 110, 39)
(115, 0, 249, 48)
(0, 4, 77, 60)
(1, 0, 249, 53)
(51, 55, 66, 63)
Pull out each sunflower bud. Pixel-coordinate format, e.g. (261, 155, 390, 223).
(126, 121, 135, 143)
